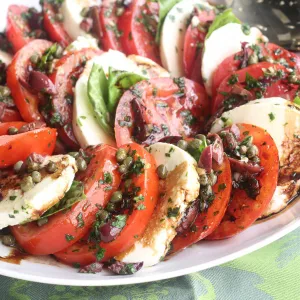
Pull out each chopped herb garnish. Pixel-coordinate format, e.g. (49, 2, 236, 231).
(9, 196, 17, 201)
(268, 112, 275, 121)
(65, 234, 74, 242)
(96, 247, 105, 261)
(218, 183, 227, 192)
(76, 212, 85, 228)
(228, 74, 238, 85)
(111, 215, 127, 229)
(167, 207, 180, 218)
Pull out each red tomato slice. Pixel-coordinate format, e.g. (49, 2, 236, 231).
(171, 156, 232, 253)
(43, 2, 72, 47)
(115, 77, 210, 147)
(0, 127, 56, 168)
(48, 48, 101, 148)
(54, 143, 160, 267)
(212, 62, 299, 114)
(0, 122, 27, 135)
(212, 43, 300, 97)
(11, 145, 121, 255)
(207, 124, 279, 239)
(6, 5, 33, 52)
(183, 8, 215, 82)
(99, 0, 124, 51)
(118, 0, 160, 64)
(6, 40, 53, 122)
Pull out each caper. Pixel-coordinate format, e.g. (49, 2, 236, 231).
(252, 156, 260, 164)
(98, 209, 109, 221)
(32, 171, 42, 183)
(54, 45, 63, 59)
(46, 61, 54, 74)
(199, 174, 208, 186)
(80, 7, 90, 17)
(262, 56, 274, 63)
(288, 74, 298, 84)
(200, 185, 213, 201)
(118, 164, 127, 174)
(157, 164, 168, 179)
(188, 139, 202, 150)
(76, 157, 87, 171)
(30, 53, 39, 64)
(0, 86, 11, 97)
(124, 179, 132, 189)
(177, 140, 188, 150)
(55, 13, 64, 22)
(68, 152, 79, 159)
(37, 217, 48, 227)
(7, 127, 18, 135)
(239, 145, 248, 155)
(14, 161, 23, 173)
(208, 172, 217, 186)
(240, 135, 253, 147)
(123, 156, 133, 168)
(248, 53, 258, 65)
(116, 148, 127, 163)
(20, 176, 34, 192)
(2, 235, 16, 247)
(106, 202, 116, 212)
(110, 191, 123, 203)
(46, 161, 57, 173)
(247, 145, 258, 158)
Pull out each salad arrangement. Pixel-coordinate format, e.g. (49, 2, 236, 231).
(0, 0, 299, 276)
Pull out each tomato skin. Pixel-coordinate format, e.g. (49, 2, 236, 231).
(6, 40, 53, 122)
(43, 2, 72, 47)
(212, 62, 298, 114)
(49, 48, 101, 148)
(11, 145, 121, 255)
(115, 77, 210, 147)
(0, 107, 22, 122)
(118, 0, 160, 64)
(6, 5, 33, 52)
(99, 0, 123, 51)
(0, 122, 27, 135)
(171, 156, 232, 253)
(54, 143, 160, 267)
(211, 43, 300, 98)
(207, 124, 279, 239)
(0, 127, 56, 168)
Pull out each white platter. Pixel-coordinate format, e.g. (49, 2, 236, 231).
(0, 0, 299, 287)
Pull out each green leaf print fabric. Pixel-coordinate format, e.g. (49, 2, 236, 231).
(2, 227, 300, 300)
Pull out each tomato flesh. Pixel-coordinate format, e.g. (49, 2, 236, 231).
(207, 124, 279, 239)
(171, 156, 232, 253)
(115, 77, 210, 147)
(54, 143, 159, 266)
(0, 127, 56, 168)
(11, 145, 121, 255)
(0, 122, 27, 136)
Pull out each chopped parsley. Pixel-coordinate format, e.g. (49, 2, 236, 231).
(218, 183, 227, 192)
(137, 204, 146, 210)
(268, 112, 275, 121)
(76, 212, 85, 228)
(241, 24, 250, 35)
(228, 74, 238, 85)
(167, 207, 180, 218)
(65, 234, 74, 242)
(9, 196, 17, 201)
(111, 215, 127, 229)
(96, 247, 105, 261)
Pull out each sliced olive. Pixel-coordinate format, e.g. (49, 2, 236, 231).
(116, 148, 127, 163)
(110, 191, 123, 203)
(157, 164, 168, 179)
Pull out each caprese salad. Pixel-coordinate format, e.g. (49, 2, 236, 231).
(0, 0, 299, 276)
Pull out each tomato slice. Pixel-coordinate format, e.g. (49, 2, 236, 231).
(212, 62, 299, 114)
(115, 77, 210, 147)
(118, 0, 160, 64)
(0, 121, 27, 135)
(0, 127, 56, 168)
(207, 124, 279, 239)
(6, 40, 53, 122)
(48, 48, 101, 148)
(99, 0, 124, 51)
(183, 8, 215, 82)
(6, 5, 33, 52)
(170, 156, 232, 253)
(212, 43, 300, 98)
(43, 2, 72, 47)
(11, 145, 121, 255)
(54, 143, 159, 267)
(0, 107, 22, 122)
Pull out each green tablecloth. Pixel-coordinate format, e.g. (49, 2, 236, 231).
(0, 227, 300, 300)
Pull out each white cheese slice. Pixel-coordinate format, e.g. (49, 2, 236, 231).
(64, 36, 99, 54)
(117, 143, 200, 267)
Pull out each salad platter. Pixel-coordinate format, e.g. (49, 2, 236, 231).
(0, 0, 299, 286)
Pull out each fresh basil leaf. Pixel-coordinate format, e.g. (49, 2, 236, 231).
(206, 8, 241, 40)
(155, 0, 182, 44)
(41, 181, 86, 219)
(107, 67, 145, 114)
(88, 63, 114, 136)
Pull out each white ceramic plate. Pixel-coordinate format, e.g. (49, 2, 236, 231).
(0, 0, 300, 286)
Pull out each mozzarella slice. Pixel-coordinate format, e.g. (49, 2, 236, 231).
(210, 97, 300, 217)
(64, 36, 99, 54)
(117, 143, 200, 267)
(160, 0, 214, 77)
(0, 50, 12, 65)
(202, 23, 262, 96)
(61, 0, 100, 40)
(0, 155, 77, 229)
